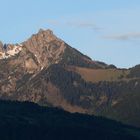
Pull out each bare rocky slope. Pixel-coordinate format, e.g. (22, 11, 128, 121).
(0, 29, 140, 127)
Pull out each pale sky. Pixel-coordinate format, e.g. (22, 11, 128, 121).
(0, 0, 140, 68)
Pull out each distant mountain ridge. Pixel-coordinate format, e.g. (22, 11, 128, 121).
(0, 29, 140, 127)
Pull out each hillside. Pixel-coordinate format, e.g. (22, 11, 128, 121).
(0, 100, 139, 140)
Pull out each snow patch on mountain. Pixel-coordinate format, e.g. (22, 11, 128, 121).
(0, 45, 22, 59)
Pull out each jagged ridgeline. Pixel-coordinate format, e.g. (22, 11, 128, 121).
(0, 29, 140, 128)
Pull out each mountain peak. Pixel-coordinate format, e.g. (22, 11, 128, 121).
(26, 28, 58, 45)
(21, 29, 67, 71)
(0, 29, 108, 69)
(36, 28, 54, 40)
(38, 28, 53, 35)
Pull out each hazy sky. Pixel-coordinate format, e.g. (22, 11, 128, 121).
(0, 0, 140, 68)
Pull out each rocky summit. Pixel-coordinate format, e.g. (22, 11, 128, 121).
(0, 29, 140, 128)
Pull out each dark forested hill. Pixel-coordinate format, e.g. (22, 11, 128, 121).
(0, 100, 139, 140)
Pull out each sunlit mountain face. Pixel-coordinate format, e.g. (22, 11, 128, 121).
(0, 29, 140, 129)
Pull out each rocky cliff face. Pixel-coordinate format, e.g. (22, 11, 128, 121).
(22, 29, 67, 70)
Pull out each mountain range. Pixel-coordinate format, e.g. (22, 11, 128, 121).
(0, 29, 140, 128)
